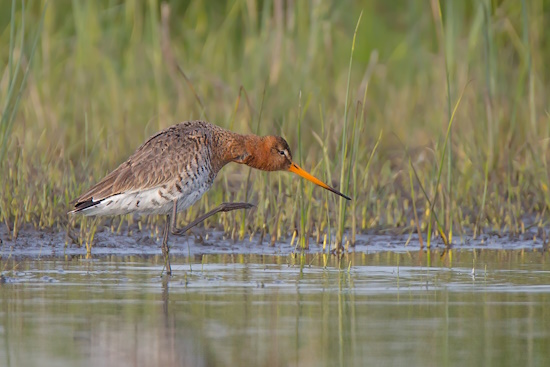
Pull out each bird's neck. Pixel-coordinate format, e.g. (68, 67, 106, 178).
(215, 133, 275, 171)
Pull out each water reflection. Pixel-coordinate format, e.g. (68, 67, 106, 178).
(85, 277, 213, 366)
(1, 250, 549, 366)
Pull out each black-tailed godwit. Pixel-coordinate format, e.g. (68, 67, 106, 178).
(70, 120, 350, 274)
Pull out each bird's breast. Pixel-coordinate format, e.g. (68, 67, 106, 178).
(170, 166, 215, 213)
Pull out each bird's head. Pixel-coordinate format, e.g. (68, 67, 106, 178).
(239, 135, 351, 200)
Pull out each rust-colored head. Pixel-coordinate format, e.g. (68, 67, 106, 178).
(237, 135, 351, 200)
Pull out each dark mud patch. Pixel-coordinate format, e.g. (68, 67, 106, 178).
(0, 224, 547, 259)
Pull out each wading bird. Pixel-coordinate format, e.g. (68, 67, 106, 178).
(70, 120, 350, 274)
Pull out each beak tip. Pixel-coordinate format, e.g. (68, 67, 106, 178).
(339, 192, 351, 201)
(331, 188, 351, 201)
(289, 163, 352, 201)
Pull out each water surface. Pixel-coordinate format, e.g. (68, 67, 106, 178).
(1, 250, 549, 367)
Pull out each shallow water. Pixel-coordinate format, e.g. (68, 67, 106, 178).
(1, 250, 550, 367)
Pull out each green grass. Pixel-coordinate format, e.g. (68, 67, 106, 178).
(1, 0, 549, 249)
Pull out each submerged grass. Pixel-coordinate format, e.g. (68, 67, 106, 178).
(1, 1, 549, 249)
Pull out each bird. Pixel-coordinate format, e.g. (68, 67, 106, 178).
(70, 120, 350, 274)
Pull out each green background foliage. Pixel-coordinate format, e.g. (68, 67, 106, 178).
(0, 0, 548, 247)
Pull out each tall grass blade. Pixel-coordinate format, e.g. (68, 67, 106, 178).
(1, 1, 47, 163)
(427, 82, 469, 246)
(336, 10, 363, 249)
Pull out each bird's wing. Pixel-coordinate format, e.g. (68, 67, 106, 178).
(73, 123, 211, 208)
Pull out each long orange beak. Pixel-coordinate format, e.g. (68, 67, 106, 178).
(289, 163, 351, 200)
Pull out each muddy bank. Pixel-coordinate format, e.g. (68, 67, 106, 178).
(1, 223, 546, 259)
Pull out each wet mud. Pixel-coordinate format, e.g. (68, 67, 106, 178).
(0, 224, 546, 258)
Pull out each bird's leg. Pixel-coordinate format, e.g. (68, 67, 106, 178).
(161, 213, 172, 276)
(172, 202, 254, 236)
(162, 201, 252, 275)
(171, 199, 178, 229)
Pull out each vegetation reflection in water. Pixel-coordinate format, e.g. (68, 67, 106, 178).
(1, 250, 550, 367)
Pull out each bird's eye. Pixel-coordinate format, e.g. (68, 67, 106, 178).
(279, 150, 285, 156)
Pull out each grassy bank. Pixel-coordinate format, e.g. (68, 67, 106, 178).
(1, 0, 548, 250)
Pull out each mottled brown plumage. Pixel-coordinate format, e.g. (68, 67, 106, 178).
(74, 121, 226, 210)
